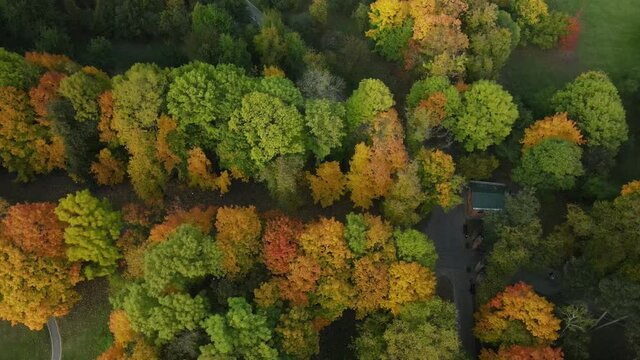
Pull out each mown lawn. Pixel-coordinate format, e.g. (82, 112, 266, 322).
(0, 321, 50, 360)
(57, 278, 113, 360)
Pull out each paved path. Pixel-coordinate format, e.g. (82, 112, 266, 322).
(47, 318, 61, 360)
(245, 0, 264, 25)
(421, 205, 480, 358)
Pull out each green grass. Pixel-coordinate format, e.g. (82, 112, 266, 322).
(57, 278, 113, 360)
(0, 321, 50, 360)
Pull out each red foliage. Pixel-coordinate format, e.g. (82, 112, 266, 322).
(263, 216, 304, 275)
(560, 15, 581, 52)
(279, 255, 322, 306)
(148, 205, 217, 242)
(1, 203, 66, 257)
(29, 72, 66, 120)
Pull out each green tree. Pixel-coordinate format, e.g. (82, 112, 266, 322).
(382, 162, 426, 227)
(552, 71, 628, 151)
(258, 76, 304, 107)
(445, 80, 518, 151)
(199, 297, 278, 359)
(406, 76, 461, 112)
(457, 153, 499, 180)
(144, 225, 225, 295)
(372, 19, 413, 63)
(55, 189, 122, 279)
(393, 229, 437, 269)
(345, 79, 395, 134)
(512, 138, 584, 191)
(0, 48, 39, 89)
(58, 69, 111, 122)
(305, 99, 346, 160)
(257, 155, 305, 209)
(217, 92, 305, 176)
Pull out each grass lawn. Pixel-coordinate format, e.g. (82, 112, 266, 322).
(0, 321, 50, 359)
(57, 278, 112, 360)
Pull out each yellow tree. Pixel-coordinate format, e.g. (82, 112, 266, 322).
(306, 161, 347, 208)
(215, 206, 262, 278)
(621, 180, 640, 197)
(298, 217, 352, 277)
(366, 0, 409, 40)
(386, 261, 436, 314)
(521, 112, 585, 150)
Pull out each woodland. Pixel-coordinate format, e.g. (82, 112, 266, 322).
(0, 0, 639, 359)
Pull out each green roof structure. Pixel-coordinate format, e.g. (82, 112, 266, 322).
(468, 181, 506, 211)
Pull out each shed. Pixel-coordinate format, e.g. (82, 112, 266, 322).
(466, 181, 506, 216)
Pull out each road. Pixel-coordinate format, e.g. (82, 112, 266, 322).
(421, 205, 480, 358)
(245, 0, 264, 25)
(47, 318, 61, 360)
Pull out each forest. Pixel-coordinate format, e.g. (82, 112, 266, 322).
(0, 0, 639, 359)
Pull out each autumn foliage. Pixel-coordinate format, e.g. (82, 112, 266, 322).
(91, 148, 126, 185)
(262, 216, 304, 275)
(522, 112, 585, 150)
(480, 345, 564, 360)
(1, 202, 65, 257)
(186, 147, 231, 193)
(386, 261, 436, 314)
(474, 282, 561, 345)
(29, 71, 66, 119)
(306, 161, 346, 207)
(215, 206, 262, 277)
(148, 205, 217, 243)
(24, 52, 75, 72)
(621, 180, 640, 197)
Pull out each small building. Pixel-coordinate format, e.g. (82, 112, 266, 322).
(465, 181, 506, 217)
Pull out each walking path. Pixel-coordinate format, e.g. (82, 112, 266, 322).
(245, 0, 264, 25)
(47, 318, 61, 360)
(421, 205, 480, 358)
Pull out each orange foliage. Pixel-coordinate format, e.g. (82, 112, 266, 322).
(306, 161, 346, 208)
(298, 217, 352, 277)
(279, 255, 322, 306)
(480, 345, 564, 360)
(91, 148, 126, 185)
(386, 261, 436, 314)
(522, 113, 585, 150)
(96, 344, 125, 360)
(186, 147, 232, 194)
(262, 215, 303, 275)
(109, 309, 136, 345)
(148, 205, 217, 243)
(97, 91, 119, 146)
(474, 282, 561, 345)
(215, 206, 262, 277)
(1, 202, 65, 257)
(620, 180, 640, 197)
(24, 52, 75, 72)
(352, 255, 390, 318)
(156, 115, 181, 173)
(364, 214, 395, 257)
(29, 71, 66, 119)
(417, 92, 448, 126)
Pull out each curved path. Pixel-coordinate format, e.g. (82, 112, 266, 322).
(47, 318, 61, 360)
(421, 205, 480, 358)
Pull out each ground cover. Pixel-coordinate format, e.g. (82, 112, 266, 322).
(0, 321, 50, 359)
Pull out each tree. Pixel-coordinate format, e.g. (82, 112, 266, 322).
(298, 217, 352, 277)
(214, 206, 262, 278)
(474, 282, 561, 346)
(386, 261, 436, 314)
(621, 180, 640, 197)
(275, 307, 320, 359)
(347, 143, 378, 209)
(306, 161, 346, 207)
(143, 225, 225, 295)
(521, 112, 585, 149)
(406, 76, 461, 113)
(458, 153, 499, 180)
(522, 11, 569, 49)
(55, 190, 122, 279)
(0, 86, 63, 181)
(91, 148, 126, 186)
(148, 205, 217, 243)
(186, 147, 230, 193)
(305, 99, 346, 160)
(199, 297, 278, 359)
(257, 155, 305, 209)
(218, 92, 305, 176)
(279, 255, 322, 306)
(2, 202, 65, 257)
(24, 52, 76, 72)
(382, 162, 426, 226)
(393, 229, 437, 269)
(253, 11, 307, 74)
(259, 76, 304, 107)
(29, 71, 66, 120)
(296, 68, 346, 101)
(552, 71, 628, 151)
(415, 148, 464, 211)
(511, 0, 548, 26)
(0, 233, 81, 330)
(314, 276, 355, 321)
(0, 48, 39, 89)
(57, 68, 111, 122)
(345, 79, 395, 134)
(262, 215, 303, 275)
(445, 80, 518, 151)
(512, 138, 584, 190)
(353, 255, 390, 318)
(480, 345, 563, 360)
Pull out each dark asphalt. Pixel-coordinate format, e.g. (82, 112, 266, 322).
(422, 205, 480, 359)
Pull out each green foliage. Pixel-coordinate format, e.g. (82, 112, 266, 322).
(113, 0, 164, 39)
(58, 70, 111, 122)
(512, 138, 584, 190)
(257, 155, 305, 209)
(305, 99, 346, 160)
(552, 71, 628, 151)
(218, 92, 305, 175)
(372, 19, 413, 63)
(254, 11, 308, 75)
(167, 62, 256, 147)
(597, 276, 640, 356)
(84, 37, 113, 71)
(522, 11, 569, 49)
(406, 76, 461, 113)
(0, 48, 39, 89)
(114, 283, 209, 345)
(457, 153, 499, 180)
(144, 225, 225, 295)
(345, 213, 367, 257)
(259, 76, 304, 107)
(445, 80, 518, 151)
(55, 190, 122, 279)
(191, 2, 233, 36)
(393, 229, 437, 269)
(199, 297, 278, 359)
(382, 163, 426, 227)
(345, 79, 395, 133)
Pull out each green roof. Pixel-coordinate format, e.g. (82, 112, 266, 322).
(469, 181, 506, 211)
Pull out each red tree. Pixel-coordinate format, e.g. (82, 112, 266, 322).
(263, 216, 304, 275)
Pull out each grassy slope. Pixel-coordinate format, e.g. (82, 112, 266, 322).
(0, 321, 50, 360)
